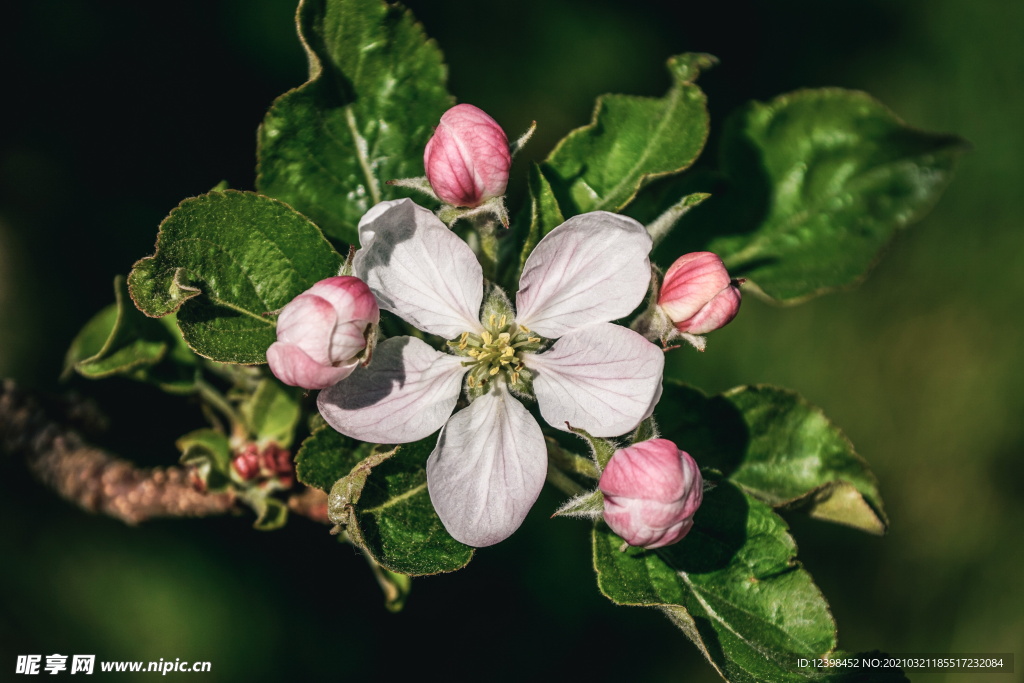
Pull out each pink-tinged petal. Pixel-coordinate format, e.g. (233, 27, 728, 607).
(600, 440, 690, 503)
(354, 199, 484, 339)
(677, 283, 742, 334)
(658, 252, 734, 325)
(426, 383, 546, 547)
(523, 323, 664, 437)
(424, 104, 510, 208)
(330, 320, 369, 363)
(317, 336, 466, 444)
(516, 212, 652, 338)
(308, 276, 380, 327)
(275, 294, 337, 365)
(600, 441, 703, 549)
(267, 342, 357, 390)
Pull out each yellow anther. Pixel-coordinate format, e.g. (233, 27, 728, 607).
(460, 332, 468, 343)
(500, 359, 511, 366)
(503, 347, 515, 357)
(489, 314, 496, 327)
(511, 372, 519, 384)
(498, 332, 511, 343)
(520, 324, 531, 333)
(468, 349, 479, 357)
(489, 366, 500, 376)
(528, 337, 541, 343)
(468, 376, 476, 388)
(481, 331, 492, 344)
(499, 314, 507, 328)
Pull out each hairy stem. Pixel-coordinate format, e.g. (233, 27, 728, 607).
(474, 217, 499, 282)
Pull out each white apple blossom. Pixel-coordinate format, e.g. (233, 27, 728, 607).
(317, 198, 664, 547)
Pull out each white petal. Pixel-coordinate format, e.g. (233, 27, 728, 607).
(515, 211, 652, 338)
(426, 383, 547, 547)
(523, 323, 664, 437)
(354, 199, 484, 339)
(317, 336, 466, 444)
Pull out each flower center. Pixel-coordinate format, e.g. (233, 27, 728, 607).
(447, 314, 542, 389)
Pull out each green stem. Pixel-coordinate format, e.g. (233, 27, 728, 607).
(195, 377, 246, 432)
(546, 462, 587, 496)
(474, 217, 499, 282)
(546, 438, 601, 479)
(364, 554, 411, 613)
(199, 359, 262, 392)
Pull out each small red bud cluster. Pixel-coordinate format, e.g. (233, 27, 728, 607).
(232, 443, 294, 487)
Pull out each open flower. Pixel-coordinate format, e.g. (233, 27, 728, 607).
(317, 199, 664, 547)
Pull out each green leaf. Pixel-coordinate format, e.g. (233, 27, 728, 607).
(176, 428, 232, 492)
(565, 425, 616, 470)
(240, 378, 302, 448)
(594, 481, 838, 682)
(515, 163, 565, 281)
(64, 276, 199, 393)
(176, 429, 232, 474)
(328, 434, 473, 576)
(128, 190, 343, 364)
(64, 275, 169, 379)
(256, 0, 453, 244)
(641, 89, 968, 303)
(295, 422, 370, 492)
(542, 53, 714, 217)
(252, 496, 289, 531)
(553, 489, 603, 519)
(656, 382, 887, 534)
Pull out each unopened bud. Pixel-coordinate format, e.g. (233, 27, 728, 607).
(267, 276, 379, 390)
(424, 104, 510, 208)
(658, 252, 741, 335)
(599, 439, 703, 549)
(232, 444, 260, 481)
(260, 444, 292, 481)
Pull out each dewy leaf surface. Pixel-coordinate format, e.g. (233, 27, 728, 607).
(637, 89, 967, 303)
(128, 190, 343, 364)
(655, 382, 887, 534)
(542, 53, 714, 217)
(331, 434, 473, 576)
(256, 0, 453, 244)
(594, 481, 841, 683)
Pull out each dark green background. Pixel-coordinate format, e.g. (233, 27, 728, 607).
(1, 1, 1021, 680)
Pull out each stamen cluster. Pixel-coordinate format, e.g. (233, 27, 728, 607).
(448, 314, 543, 389)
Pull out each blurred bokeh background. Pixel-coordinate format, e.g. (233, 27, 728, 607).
(1, 0, 1021, 680)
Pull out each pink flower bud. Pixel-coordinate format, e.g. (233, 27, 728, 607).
(233, 445, 260, 481)
(599, 439, 703, 549)
(267, 276, 379, 390)
(258, 444, 294, 487)
(424, 104, 511, 208)
(658, 252, 741, 335)
(259, 443, 293, 479)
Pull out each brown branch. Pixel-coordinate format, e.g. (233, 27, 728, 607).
(0, 380, 327, 526)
